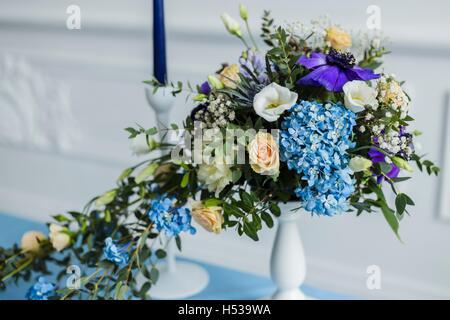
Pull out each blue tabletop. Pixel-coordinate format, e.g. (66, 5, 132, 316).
(0, 212, 350, 300)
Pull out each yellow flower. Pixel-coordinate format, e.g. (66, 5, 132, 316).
(325, 26, 352, 50)
(248, 132, 280, 176)
(21, 231, 46, 253)
(218, 64, 240, 89)
(191, 201, 224, 234)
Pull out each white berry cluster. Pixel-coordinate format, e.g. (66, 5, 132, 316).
(377, 74, 410, 119)
(192, 94, 236, 128)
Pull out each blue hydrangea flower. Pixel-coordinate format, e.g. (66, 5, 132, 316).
(280, 100, 356, 216)
(26, 277, 56, 300)
(148, 195, 196, 236)
(103, 237, 129, 266)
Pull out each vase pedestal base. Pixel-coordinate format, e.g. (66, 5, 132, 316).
(271, 288, 306, 300)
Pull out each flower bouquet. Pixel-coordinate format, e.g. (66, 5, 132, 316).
(0, 5, 439, 300)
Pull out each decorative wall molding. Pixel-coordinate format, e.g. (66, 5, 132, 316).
(0, 54, 81, 152)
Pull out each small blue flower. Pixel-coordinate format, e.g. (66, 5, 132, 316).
(26, 277, 56, 300)
(148, 195, 196, 236)
(103, 237, 129, 266)
(280, 100, 356, 216)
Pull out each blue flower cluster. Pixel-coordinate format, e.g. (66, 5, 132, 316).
(26, 277, 56, 300)
(103, 237, 130, 266)
(148, 195, 196, 236)
(280, 100, 356, 216)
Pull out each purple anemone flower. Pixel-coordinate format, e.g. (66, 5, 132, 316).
(368, 148, 400, 184)
(296, 49, 380, 92)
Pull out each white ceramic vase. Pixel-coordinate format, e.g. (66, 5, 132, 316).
(270, 204, 307, 300)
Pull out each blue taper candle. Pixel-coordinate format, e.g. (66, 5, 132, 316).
(153, 0, 167, 84)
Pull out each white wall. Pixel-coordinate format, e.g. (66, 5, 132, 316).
(0, 0, 450, 299)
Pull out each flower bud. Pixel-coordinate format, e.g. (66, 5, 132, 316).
(207, 75, 224, 89)
(239, 4, 248, 21)
(221, 13, 242, 37)
(349, 156, 372, 173)
(392, 156, 413, 173)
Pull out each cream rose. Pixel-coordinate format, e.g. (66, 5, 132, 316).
(191, 201, 224, 234)
(349, 156, 372, 173)
(219, 64, 240, 89)
(49, 224, 71, 252)
(253, 83, 298, 122)
(343, 80, 378, 113)
(248, 132, 280, 176)
(325, 26, 352, 50)
(130, 133, 158, 156)
(197, 160, 233, 197)
(21, 231, 46, 253)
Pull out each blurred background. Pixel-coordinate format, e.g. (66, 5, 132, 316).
(0, 0, 449, 299)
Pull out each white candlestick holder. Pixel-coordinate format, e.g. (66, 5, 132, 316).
(142, 86, 209, 299)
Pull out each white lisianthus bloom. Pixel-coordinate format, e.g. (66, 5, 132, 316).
(21, 231, 46, 253)
(197, 160, 233, 197)
(343, 80, 378, 113)
(130, 133, 158, 156)
(349, 156, 372, 173)
(253, 83, 298, 122)
(49, 224, 71, 252)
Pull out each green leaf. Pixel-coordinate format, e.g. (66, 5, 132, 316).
(145, 127, 158, 135)
(155, 249, 166, 259)
(380, 203, 401, 241)
(243, 221, 259, 241)
(114, 283, 128, 300)
(150, 267, 159, 284)
(261, 211, 274, 228)
(231, 170, 242, 183)
(117, 167, 133, 182)
(180, 172, 190, 188)
(175, 236, 182, 251)
(52, 214, 69, 222)
(395, 194, 407, 215)
(269, 203, 281, 217)
(204, 198, 223, 207)
(95, 189, 117, 207)
(135, 163, 159, 184)
(403, 193, 415, 206)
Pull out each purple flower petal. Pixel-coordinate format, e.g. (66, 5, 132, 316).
(387, 164, 400, 179)
(200, 81, 211, 95)
(349, 66, 380, 81)
(368, 148, 386, 164)
(296, 53, 327, 69)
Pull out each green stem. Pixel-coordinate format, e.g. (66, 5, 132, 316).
(245, 21, 259, 50)
(1, 257, 33, 282)
(238, 35, 251, 49)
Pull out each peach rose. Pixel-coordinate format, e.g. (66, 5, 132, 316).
(248, 132, 280, 176)
(219, 64, 240, 88)
(21, 231, 46, 253)
(325, 26, 352, 50)
(191, 201, 224, 234)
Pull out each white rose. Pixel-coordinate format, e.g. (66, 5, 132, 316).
(130, 133, 158, 156)
(49, 224, 71, 252)
(197, 160, 233, 197)
(21, 231, 46, 253)
(343, 80, 378, 113)
(253, 83, 298, 122)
